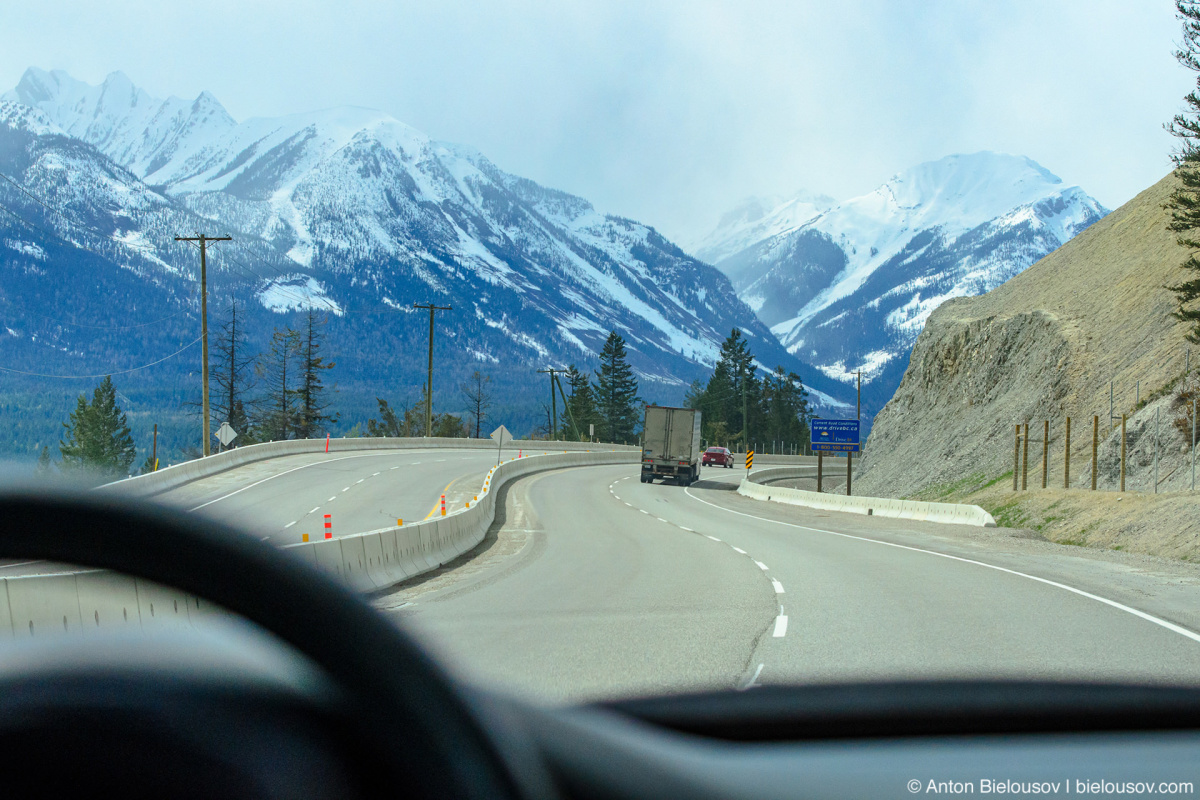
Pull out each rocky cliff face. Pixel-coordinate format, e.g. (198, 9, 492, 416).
(857, 171, 1197, 500)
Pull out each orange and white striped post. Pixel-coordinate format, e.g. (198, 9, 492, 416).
(324, 514, 332, 539)
(440, 495, 446, 516)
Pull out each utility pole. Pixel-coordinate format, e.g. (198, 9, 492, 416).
(537, 367, 565, 440)
(741, 361, 749, 453)
(412, 303, 452, 437)
(176, 234, 231, 456)
(151, 423, 158, 472)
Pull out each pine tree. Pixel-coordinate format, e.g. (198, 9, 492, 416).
(59, 375, 136, 480)
(563, 363, 600, 440)
(210, 300, 257, 446)
(593, 331, 640, 443)
(461, 371, 493, 438)
(255, 327, 301, 442)
(296, 310, 338, 439)
(762, 366, 811, 449)
(35, 445, 52, 477)
(1167, 1, 1200, 341)
(701, 329, 764, 447)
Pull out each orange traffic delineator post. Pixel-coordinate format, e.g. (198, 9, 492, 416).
(302, 533, 309, 543)
(397, 518, 403, 527)
(518, 449, 522, 458)
(440, 494, 446, 516)
(324, 514, 332, 539)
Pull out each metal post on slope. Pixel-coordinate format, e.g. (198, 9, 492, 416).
(175, 234, 232, 455)
(1091, 415, 1098, 491)
(817, 451, 823, 493)
(1022, 422, 1029, 490)
(1193, 400, 1197, 492)
(151, 423, 158, 472)
(412, 302, 452, 437)
(1110, 381, 1114, 428)
(846, 450, 852, 497)
(1013, 424, 1020, 492)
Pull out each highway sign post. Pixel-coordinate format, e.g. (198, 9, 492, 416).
(811, 419, 860, 496)
(491, 424, 513, 465)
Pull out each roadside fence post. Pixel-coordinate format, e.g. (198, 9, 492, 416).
(817, 451, 823, 493)
(1012, 424, 1020, 492)
(1091, 415, 1098, 491)
(1022, 422, 1029, 490)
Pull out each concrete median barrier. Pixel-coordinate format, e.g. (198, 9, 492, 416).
(1, 447, 639, 636)
(740, 468, 996, 527)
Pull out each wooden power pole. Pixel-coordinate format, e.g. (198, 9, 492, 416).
(176, 234, 231, 456)
(538, 367, 565, 440)
(412, 303, 452, 437)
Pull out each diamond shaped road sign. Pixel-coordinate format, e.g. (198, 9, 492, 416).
(215, 421, 238, 447)
(490, 425, 513, 445)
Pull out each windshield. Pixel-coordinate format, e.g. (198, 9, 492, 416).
(4, 1, 1200, 709)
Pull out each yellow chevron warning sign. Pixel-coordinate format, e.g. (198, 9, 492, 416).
(746, 449, 754, 470)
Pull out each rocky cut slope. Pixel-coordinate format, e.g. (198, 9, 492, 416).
(856, 170, 1197, 504)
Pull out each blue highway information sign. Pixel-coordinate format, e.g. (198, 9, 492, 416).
(811, 419, 860, 452)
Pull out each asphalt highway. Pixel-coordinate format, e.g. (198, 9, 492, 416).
(383, 462, 1200, 703)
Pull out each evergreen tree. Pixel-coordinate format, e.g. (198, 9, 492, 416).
(35, 445, 52, 477)
(210, 300, 257, 446)
(138, 452, 157, 475)
(593, 331, 640, 443)
(366, 397, 406, 437)
(59, 375, 136, 480)
(296, 310, 338, 439)
(700, 329, 764, 446)
(562, 363, 600, 440)
(761, 366, 811, 449)
(255, 327, 301, 442)
(1166, 1, 1200, 341)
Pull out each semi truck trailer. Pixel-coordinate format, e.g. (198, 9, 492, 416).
(640, 406, 701, 485)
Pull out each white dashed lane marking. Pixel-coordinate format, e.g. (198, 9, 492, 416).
(773, 611, 789, 638)
(706, 535, 722, 542)
(284, 521, 296, 529)
(755, 561, 769, 571)
(772, 579, 786, 594)
(732, 546, 747, 554)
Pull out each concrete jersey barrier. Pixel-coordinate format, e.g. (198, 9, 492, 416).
(3, 448, 639, 638)
(739, 467, 996, 527)
(98, 436, 640, 499)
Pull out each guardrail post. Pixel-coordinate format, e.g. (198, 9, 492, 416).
(1091, 415, 1098, 491)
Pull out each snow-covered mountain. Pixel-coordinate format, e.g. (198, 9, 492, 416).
(696, 153, 1108, 410)
(0, 68, 852, 455)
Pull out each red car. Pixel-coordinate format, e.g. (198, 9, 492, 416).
(702, 446, 735, 468)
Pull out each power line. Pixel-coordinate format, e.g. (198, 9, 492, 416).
(0, 333, 204, 378)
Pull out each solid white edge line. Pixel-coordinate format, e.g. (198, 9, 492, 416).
(683, 487, 1200, 646)
(738, 663, 765, 691)
(773, 615, 789, 638)
(188, 452, 404, 511)
(772, 579, 786, 594)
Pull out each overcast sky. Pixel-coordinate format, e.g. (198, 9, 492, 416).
(0, 1, 1189, 243)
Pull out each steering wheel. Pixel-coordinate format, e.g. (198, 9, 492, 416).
(0, 489, 541, 799)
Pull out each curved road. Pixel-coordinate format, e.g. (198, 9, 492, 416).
(378, 462, 1200, 703)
